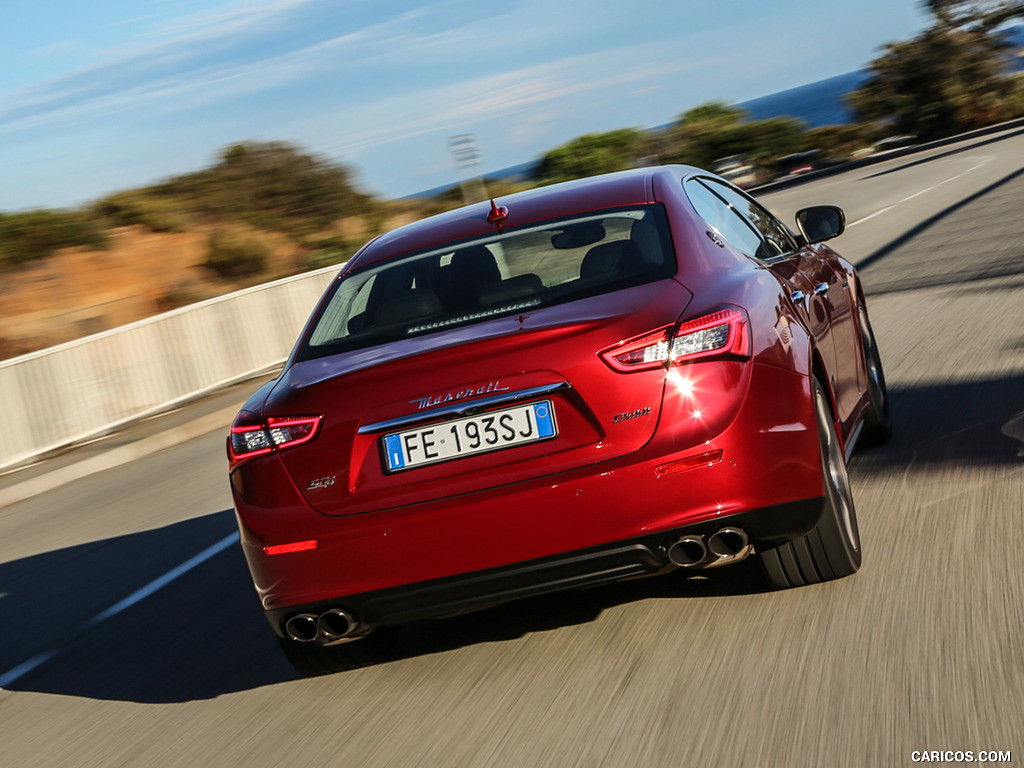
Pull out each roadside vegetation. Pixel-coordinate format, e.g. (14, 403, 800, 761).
(1, 0, 1023, 357)
(0, 209, 109, 266)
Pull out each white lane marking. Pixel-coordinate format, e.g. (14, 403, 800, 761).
(1002, 412, 1024, 457)
(0, 652, 58, 689)
(0, 532, 238, 689)
(847, 156, 993, 228)
(86, 532, 238, 626)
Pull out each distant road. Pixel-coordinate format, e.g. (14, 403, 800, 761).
(2, 126, 1023, 767)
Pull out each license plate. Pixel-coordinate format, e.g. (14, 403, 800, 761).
(383, 400, 557, 472)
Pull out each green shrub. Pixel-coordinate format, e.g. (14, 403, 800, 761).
(92, 192, 189, 232)
(205, 229, 270, 279)
(0, 209, 108, 266)
(535, 129, 647, 184)
(299, 235, 359, 269)
(1003, 73, 1024, 119)
(155, 141, 373, 235)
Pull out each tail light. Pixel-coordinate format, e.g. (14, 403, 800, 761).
(228, 414, 322, 467)
(601, 307, 750, 372)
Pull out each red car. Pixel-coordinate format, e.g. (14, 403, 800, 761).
(228, 166, 890, 675)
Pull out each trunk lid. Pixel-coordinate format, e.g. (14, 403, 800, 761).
(268, 280, 691, 515)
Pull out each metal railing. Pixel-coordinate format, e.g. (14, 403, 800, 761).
(0, 265, 340, 472)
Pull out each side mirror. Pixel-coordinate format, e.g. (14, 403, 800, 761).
(795, 205, 846, 244)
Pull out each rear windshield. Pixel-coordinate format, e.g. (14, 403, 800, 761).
(296, 204, 676, 361)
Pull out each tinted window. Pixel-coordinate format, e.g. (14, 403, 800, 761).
(684, 179, 767, 259)
(701, 178, 798, 256)
(298, 205, 676, 361)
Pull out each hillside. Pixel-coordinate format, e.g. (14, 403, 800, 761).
(0, 226, 278, 358)
(0, 143, 432, 360)
(0, 210, 436, 360)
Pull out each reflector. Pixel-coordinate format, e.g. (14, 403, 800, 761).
(655, 449, 723, 476)
(264, 540, 319, 556)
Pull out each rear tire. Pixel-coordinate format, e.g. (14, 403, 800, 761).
(858, 301, 891, 447)
(760, 378, 862, 588)
(277, 627, 401, 677)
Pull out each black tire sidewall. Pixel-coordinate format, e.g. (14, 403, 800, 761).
(812, 379, 862, 575)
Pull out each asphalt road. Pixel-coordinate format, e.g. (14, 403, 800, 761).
(2, 128, 1023, 767)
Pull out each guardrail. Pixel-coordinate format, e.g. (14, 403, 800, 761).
(0, 264, 340, 472)
(751, 116, 1024, 196)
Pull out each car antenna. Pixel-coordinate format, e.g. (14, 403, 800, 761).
(487, 199, 509, 233)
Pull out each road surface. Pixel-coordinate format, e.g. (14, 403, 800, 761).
(2, 127, 1023, 767)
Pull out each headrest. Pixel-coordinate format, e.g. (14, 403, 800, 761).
(450, 245, 501, 286)
(580, 240, 641, 281)
(374, 288, 443, 326)
(477, 274, 544, 306)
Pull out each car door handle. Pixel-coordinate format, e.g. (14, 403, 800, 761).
(813, 282, 829, 295)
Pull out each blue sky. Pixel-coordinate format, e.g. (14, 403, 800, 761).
(2, 0, 931, 211)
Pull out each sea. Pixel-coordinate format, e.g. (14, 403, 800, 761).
(738, 70, 870, 129)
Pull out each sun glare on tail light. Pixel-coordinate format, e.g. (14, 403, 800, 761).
(601, 328, 672, 371)
(601, 307, 750, 372)
(670, 308, 750, 362)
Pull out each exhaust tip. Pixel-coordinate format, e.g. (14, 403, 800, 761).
(317, 608, 358, 640)
(284, 613, 319, 643)
(667, 535, 707, 567)
(707, 527, 749, 558)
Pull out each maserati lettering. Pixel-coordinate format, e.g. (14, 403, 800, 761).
(409, 380, 510, 411)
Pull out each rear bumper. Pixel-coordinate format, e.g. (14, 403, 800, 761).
(232, 361, 825, 623)
(263, 497, 824, 634)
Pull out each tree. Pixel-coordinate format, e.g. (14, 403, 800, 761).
(678, 102, 747, 128)
(657, 102, 744, 165)
(663, 103, 808, 171)
(535, 129, 648, 183)
(848, 24, 1014, 140)
(924, 0, 1024, 30)
(154, 141, 371, 233)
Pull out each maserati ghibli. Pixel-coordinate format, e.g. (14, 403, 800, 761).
(227, 165, 890, 675)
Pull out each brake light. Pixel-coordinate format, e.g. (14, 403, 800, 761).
(601, 308, 750, 372)
(228, 415, 322, 466)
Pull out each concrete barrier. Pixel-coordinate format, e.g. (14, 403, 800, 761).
(0, 264, 340, 472)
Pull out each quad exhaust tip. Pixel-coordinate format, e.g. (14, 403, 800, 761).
(284, 613, 319, 643)
(317, 608, 357, 640)
(667, 527, 751, 569)
(667, 536, 707, 567)
(284, 608, 359, 643)
(707, 527, 748, 558)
